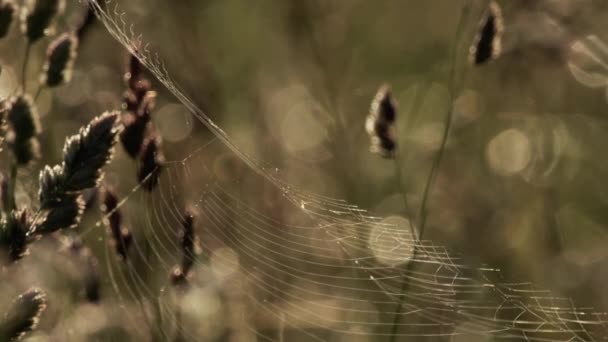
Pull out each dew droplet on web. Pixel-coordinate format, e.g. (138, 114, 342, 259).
(368, 216, 416, 266)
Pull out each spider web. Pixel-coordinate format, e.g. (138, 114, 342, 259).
(77, 0, 608, 340)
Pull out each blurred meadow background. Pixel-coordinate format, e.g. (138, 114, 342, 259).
(2, 0, 608, 341)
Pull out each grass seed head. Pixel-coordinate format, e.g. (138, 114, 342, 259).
(366, 84, 397, 159)
(38, 164, 64, 209)
(7, 95, 41, 143)
(7, 95, 41, 165)
(138, 136, 164, 192)
(469, 0, 504, 65)
(61, 111, 120, 192)
(41, 32, 79, 87)
(179, 211, 197, 274)
(20, 0, 65, 42)
(0, 288, 47, 341)
(33, 193, 85, 234)
(0, 209, 29, 263)
(0, 0, 15, 39)
(100, 188, 131, 260)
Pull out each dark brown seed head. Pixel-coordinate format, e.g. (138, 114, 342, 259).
(366, 85, 397, 159)
(6, 95, 41, 165)
(100, 188, 131, 260)
(138, 136, 164, 192)
(12, 138, 40, 165)
(38, 164, 64, 209)
(33, 193, 85, 234)
(41, 32, 79, 87)
(21, 0, 65, 42)
(38, 112, 120, 211)
(179, 212, 197, 274)
(370, 84, 396, 124)
(125, 53, 142, 88)
(7, 95, 41, 143)
(469, 1, 504, 65)
(61, 111, 120, 192)
(0, 0, 15, 39)
(0, 209, 29, 263)
(0, 288, 47, 341)
(120, 92, 155, 159)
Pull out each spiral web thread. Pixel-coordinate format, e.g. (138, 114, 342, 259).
(81, 0, 608, 340)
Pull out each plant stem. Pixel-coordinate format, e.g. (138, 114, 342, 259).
(174, 292, 184, 342)
(388, 3, 470, 341)
(6, 164, 17, 212)
(34, 86, 43, 102)
(21, 43, 31, 93)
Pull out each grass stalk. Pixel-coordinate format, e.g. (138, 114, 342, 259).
(21, 43, 31, 92)
(7, 164, 17, 212)
(388, 3, 470, 341)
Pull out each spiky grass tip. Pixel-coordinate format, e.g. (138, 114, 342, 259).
(34, 112, 120, 236)
(0, 288, 47, 341)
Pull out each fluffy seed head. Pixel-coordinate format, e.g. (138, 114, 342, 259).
(38, 112, 120, 212)
(20, 0, 65, 42)
(0, 0, 15, 39)
(41, 32, 79, 87)
(366, 85, 397, 158)
(0, 288, 47, 341)
(61, 111, 120, 192)
(33, 194, 84, 234)
(38, 164, 64, 208)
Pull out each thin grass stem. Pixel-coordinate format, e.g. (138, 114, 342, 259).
(388, 3, 471, 341)
(21, 43, 31, 93)
(7, 164, 17, 212)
